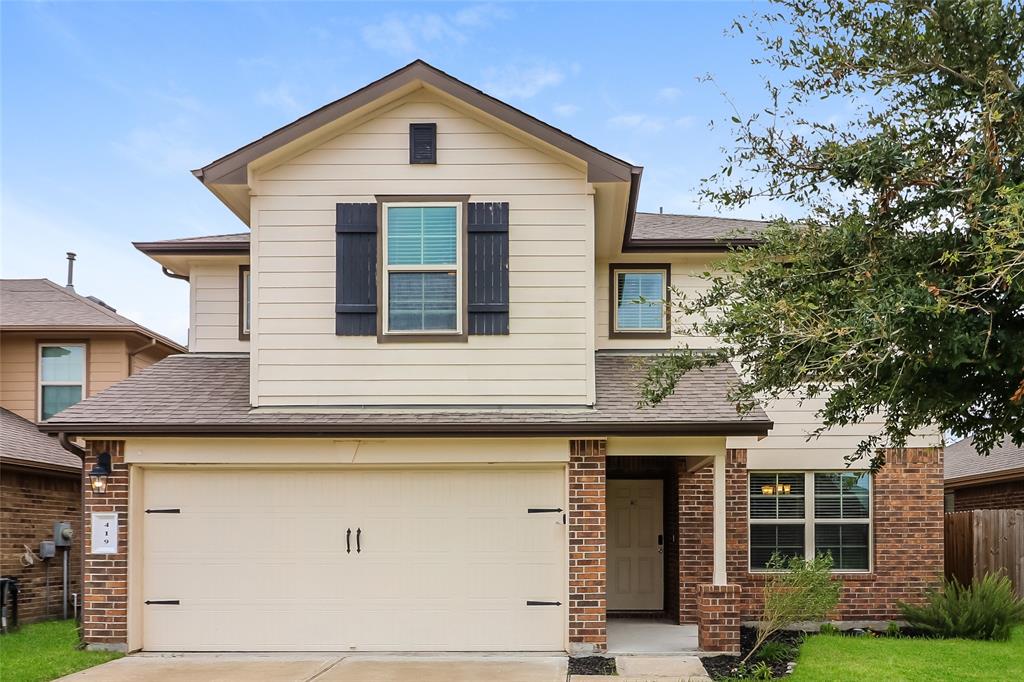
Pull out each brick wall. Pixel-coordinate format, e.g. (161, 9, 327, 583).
(678, 447, 944, 624)
(678, 460, 713, 623)
(568, 439, 606, 654)
(952, 479, 1024, 511)
(82, 440, 128, 651)
(0, 466, 81, 623)
(697, 583, 741, 654)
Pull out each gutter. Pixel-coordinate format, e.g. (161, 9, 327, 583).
(161, 267, 189, 282)
(41, 420, 773, 439)
(57, 432, 86, 461)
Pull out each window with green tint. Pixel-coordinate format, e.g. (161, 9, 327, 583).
(614, 270, 666, 331)
(384, 204, 461, 333)
(39, 344, 85, 420)
(387, 206, 457, 265)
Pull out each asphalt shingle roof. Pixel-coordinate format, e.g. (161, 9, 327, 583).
(944, 436, 1024, 482)
(42, 353, 770, 436)
(0, 407, 80, 472)
(631, 212, 769, 243)
(0, 279, 185, 351)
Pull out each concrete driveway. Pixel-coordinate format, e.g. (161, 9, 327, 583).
(57, 653, 570, 682)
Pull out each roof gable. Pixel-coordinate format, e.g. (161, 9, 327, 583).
(195, 60, 639, 224)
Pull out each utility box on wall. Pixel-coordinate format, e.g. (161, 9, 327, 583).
(53, 522, 73, 547)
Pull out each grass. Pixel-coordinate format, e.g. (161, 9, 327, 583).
(787, 626, 1024, 682)
(0, 620, 121, 682)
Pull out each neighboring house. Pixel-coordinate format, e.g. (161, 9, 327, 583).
(43, 61, 943, 655)
(944, 437, 1024, 511)
(0, 277, 184, 623)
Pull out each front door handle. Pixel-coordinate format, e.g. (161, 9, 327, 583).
(346, 528, 352, 554)
(356, 527, 361, 553)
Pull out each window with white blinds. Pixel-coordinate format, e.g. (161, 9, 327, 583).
(383, 204, 461, 334)
(612, 268, 668, 333)
(749, 471, 872, 571)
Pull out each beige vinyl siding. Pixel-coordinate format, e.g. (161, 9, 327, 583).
(0, 333, 127, 422)
(129, 345, 167, 375)
(189, 263, 248, 353)
(250, 93, 593, 407)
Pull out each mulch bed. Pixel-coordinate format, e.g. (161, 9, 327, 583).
(567, 655, 617, 676)
(701, 627, 803, 680)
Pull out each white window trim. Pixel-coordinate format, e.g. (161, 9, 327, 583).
(748, 470, 873, 574)
(381, 201, 463, 336)
(612, 267, 669, 333)
(38, 342, 86, 422)
(241, 268, 252, 336)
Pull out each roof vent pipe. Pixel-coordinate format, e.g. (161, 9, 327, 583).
(659, 207, 663, 214)
(65, 252, 76, 291)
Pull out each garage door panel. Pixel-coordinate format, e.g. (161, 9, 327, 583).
(142, 466, 565, 651)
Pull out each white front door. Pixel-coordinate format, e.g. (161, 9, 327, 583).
(607, 479, 664, 611)
(140, 466, 566, 651)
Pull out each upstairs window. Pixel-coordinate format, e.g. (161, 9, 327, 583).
(749, 471, 872, 572)
(383, 203, 462, 334)
(239, 265, 251, 340)
(39, 343, 85, 421)
(610, 265, 670, 338)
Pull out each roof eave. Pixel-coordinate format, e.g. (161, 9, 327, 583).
(944, 466, 1024, 488)
(39, 419, 773, 439)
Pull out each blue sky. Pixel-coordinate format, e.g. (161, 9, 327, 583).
(1, 1, 795, 343)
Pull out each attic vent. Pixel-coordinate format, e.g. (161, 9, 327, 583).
(86, 295, 116, 312)
(409, 123, 437, 164)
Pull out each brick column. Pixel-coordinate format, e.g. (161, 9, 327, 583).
(678, 460, 713, 623)
(697, 583, 742, 653)
(568, 439, 606, 654)
(82, 440, 128, 652)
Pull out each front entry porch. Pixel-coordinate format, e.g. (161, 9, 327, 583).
(607, 619, 700, 655)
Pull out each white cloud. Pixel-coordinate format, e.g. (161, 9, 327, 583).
(675, 115, 697, 129)
(608, 113, 667, 133)
(453, 4, 512, 27)
(257, 83, 302, 115)
(482, 63, 564, 99)
(361, 13, 466, 55)
(656, 86, 683, 102)
(113, 118, 213, 176)
(554, 103, 579, 117)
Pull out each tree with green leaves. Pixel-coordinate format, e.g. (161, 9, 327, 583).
(642, 0, 1024, 466)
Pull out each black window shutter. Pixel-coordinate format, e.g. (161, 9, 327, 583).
(409, 123, 437, 164)
(467, 202, 510, 335)
(335, 203, 377, 336)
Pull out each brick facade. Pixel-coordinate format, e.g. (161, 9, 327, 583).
(951, 479, 1024, 511)
(697, 583, 742, 654)
(568, 438, 607, 654)
(81, 440, 129, 651)
(0, 466, 81, 623)
(676, 447, 945, 627)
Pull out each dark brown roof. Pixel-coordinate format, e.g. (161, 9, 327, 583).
(134, 233, 251, 255)
(625, 212, 769, 250)
(945, 436, 1024, 484)
(41, 353, 771, 437)
(0, 407, 80, 472)
(0, 279, 186, 352)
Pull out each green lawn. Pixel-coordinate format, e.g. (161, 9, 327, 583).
(788, 626, 1024, 682)
(0, 620, 121, 682)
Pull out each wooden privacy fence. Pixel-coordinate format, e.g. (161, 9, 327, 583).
(944, 509, 1024, 597)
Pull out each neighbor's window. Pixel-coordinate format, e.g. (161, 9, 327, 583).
(39, 343, 86, 421)
(383, 204, 461, 334)
(611, 266, 669, 335)
(749, 471, 872, 572)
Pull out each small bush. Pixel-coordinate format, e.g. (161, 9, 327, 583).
(885, 621, 903, 638)
(818, 623, 840, 636)
(899, 572, 1024, 641)
(755, 640, 794, 662)
(750, 661, 775, 680)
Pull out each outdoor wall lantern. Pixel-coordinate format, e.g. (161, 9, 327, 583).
(89, 452, 112, 494)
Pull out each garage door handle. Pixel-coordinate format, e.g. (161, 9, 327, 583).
(356, 528, 361, 553)
(346, 528, 351, 554)
(145, 600, 180, 605)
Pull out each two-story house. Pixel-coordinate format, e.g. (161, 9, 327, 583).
(0, 275, 183, 623)
(43, 61, 944, 655)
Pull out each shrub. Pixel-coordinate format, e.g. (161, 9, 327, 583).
(885, 621, 903, 638)
(818, 623, 840, 636)
(744, 552, 843, 663)
(750, 661, 774, 680)
(755, 640, 794, 663)
(899, 572, 1024, 641)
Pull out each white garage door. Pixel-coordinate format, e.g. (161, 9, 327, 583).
(141, 467, 566, 651)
